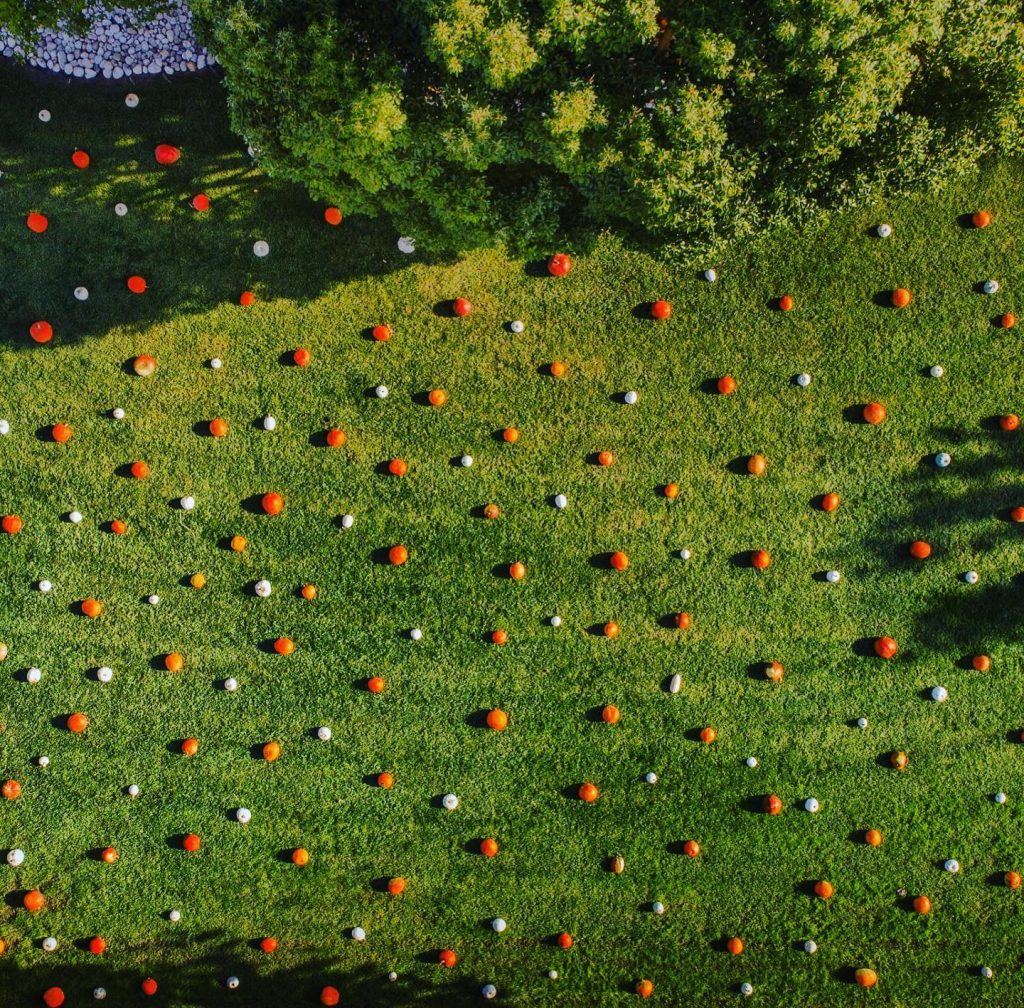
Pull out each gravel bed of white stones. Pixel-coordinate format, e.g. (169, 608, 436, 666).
(0, 2, 214, 79)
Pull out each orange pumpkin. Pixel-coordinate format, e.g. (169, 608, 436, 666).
(765, 661, 784, 683)
(1, 514, 21, 535)
(548, 253, 572, 276)
(636, 979, 654, 998)
(377, 772, 394, 789)
(126, 275, 147, 294)
(557, 931, 573, 948)
(664, 483, 679, 499)
(909, 540, 931, 559)
(549, 361, 567, 377)
(717, 375, 737, 395)
(764, 794, 783, 815)
(101, 846, 118, 863)
(230, 535, 247, 552)
(875, 636, 898, 659)
(110, 519, 127, 536)
(239, 290, 256, 306)
(439, 949, 457, 967)
(452, 298, 472, 316)
(596, 450, 615, 466)
(368, 676, 386, 693)
(81, 598, 102, 619)
(1011, 506, 1024, 523)
(814, 880, 834, 900)
(578, 782, 599, 802)
(190, 573, 207, 590)
(293, 347, 311, 367)
(747, 453, 767, 475)
(89, 936, 106, 955)
(154, 143, 181, 164)
(165, 653, 184, 672)
(483, 503, 501, 519)
(490, 630, 508, 645)
(2, 780, 21, 800)
(389, 545, 409, 566)
(141, 977, 159, 996)
(23, 889, 45, 911)
(72, 149, 91, 169)
(601, 704, 621, 724)
(26, 212, 48, 233)
(502, 427, 520, 443)
(855, 968, 878, 988)
(387, 877, 406, 895)
(262, 492, 284, 515)
(274, 637, 295, 656)
(326, 428, 347, 447)
(52, 423, 72, 444)
(191, 193, 210, 212)
(183, 833, 200, 852)
(133, 354, 157, 376)
(262, 741, 281, 762)
(67, 712, 89, 733)
(610, 551, 629, 571)
(972, 654, 992, 671)
(130, 460, 150, 479)
(1005, 871, 1021, 889)
(913, 894, 932, 914)
(1000, 414, 1020, 431)
(891, 750, 909, 770)
(181, 737, 198, 756)
(865, 828, 883, 847)
(291, 848, 310, 866)
(821, 492, 840, 512)
(1001, 312, 1017, 329)
(428, 389, 448, 407)
(603, 621, 620, 638)
(509, 561, 526, 580)
(891, 288, 911, 308)
(972, 210, 992, 228)
(372, 324, 392, 341)
(699, 726, 717, 744)
(260, 937, 279, 954)
(209, 418, 228, 437)
(480, 838, 499, 858)
(675, 612, 692, 630)
(301, 584, 317, 600)
(726, 937, 744, 955)
(324, 206, 342, 226)
(682, 839, 701, 858)
(863, 402, 887, 424)
(651, 300, 672, 319)
(751, 549, 771, 569)
(486, 709, 508, 731)
(778, 294, 794, 311)
(321, 983, 340, 1004)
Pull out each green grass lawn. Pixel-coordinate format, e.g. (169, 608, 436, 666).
(2, 63, 1024, 1007)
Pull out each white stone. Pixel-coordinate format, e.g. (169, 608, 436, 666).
(36, 756, 49, 768)
(226, 977, 239, 990)
(252, 240, 270, 257)
(876, 223, 892, 238)
(935, 452, 951, 468)
(127, 784, 140, 797)
(491, 918, 506, 933)
(74, 286, 89, 301)
(482, 985, 497, 1000)
(168, 909, 181, 922)
(97, 666, 113, 683)
(803, 940, 817, 954)
(37, 580, 52, 593)
(147, 594, 159, 606)
(460, 454, 473, 467)
(547, 970, 558, 980)
(856, 717, 869, 729)
(745, 756, 758, 768)
(740, 984, 753, 997)
(374, 386, 389, 399)
(389, 972, 398, 982)
(261, 415, 276, 430)
(6, 848, 24, 866)
(114, 202, 128, 217)
(397, 236, 416, 254)
(929, 364, 945, 378)
(0, 420, 9, 435)
(180, 495, 196, 510)
(624, 390, 639, 405)
(825, 569, 841, 583)
(340, 514, 355, 529)
(944, 858, 960, 873)
(442, 793, 459, 811)
(317, 726, 332, 741)
(995, 792, 1008, 804)
(94, 987, 108, 1000)
(930, 685, 948, 702)
(223, 677, 238, 692)
(553, 493, 568, 509)
(38, 110, 51, 122)
(254, 580, 272, 598)
(983, 279, 1000, 294)
(651, 901, 665, 914)
(668, 673, 682, 694)
(235, 807, 251, 824)
(42, 936, 57, 952)
(981, 966, 993, 979)
(644, 772, 658, 784)
(703, 268, 717, 282)
(210, 358, 222, 370)
(964, 570, 979, 584)
(550, 615, 562, 627)
(351, 926, 366, 942)
(26, 667, 41, 684)
(677, 549, 692, 560)
(796, 372, 811, 387)
(804, 797, 820, 813)
(112, 407, 126, 420)
(409, 628, 423, 640)
(509, 320, 524, 333)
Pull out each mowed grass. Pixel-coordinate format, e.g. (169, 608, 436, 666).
(1, 63, 1024, 1007)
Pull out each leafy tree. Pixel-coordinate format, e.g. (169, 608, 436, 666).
(0, 1, 165, 39)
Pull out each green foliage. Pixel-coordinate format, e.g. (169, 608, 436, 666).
(191, 0, 1023, 258)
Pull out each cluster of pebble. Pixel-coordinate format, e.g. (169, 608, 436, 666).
(0, 2, 213, 79)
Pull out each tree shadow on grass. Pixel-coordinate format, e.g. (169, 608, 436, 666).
(0, 954, 477, 1006)
(0, 63, 436, 352)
